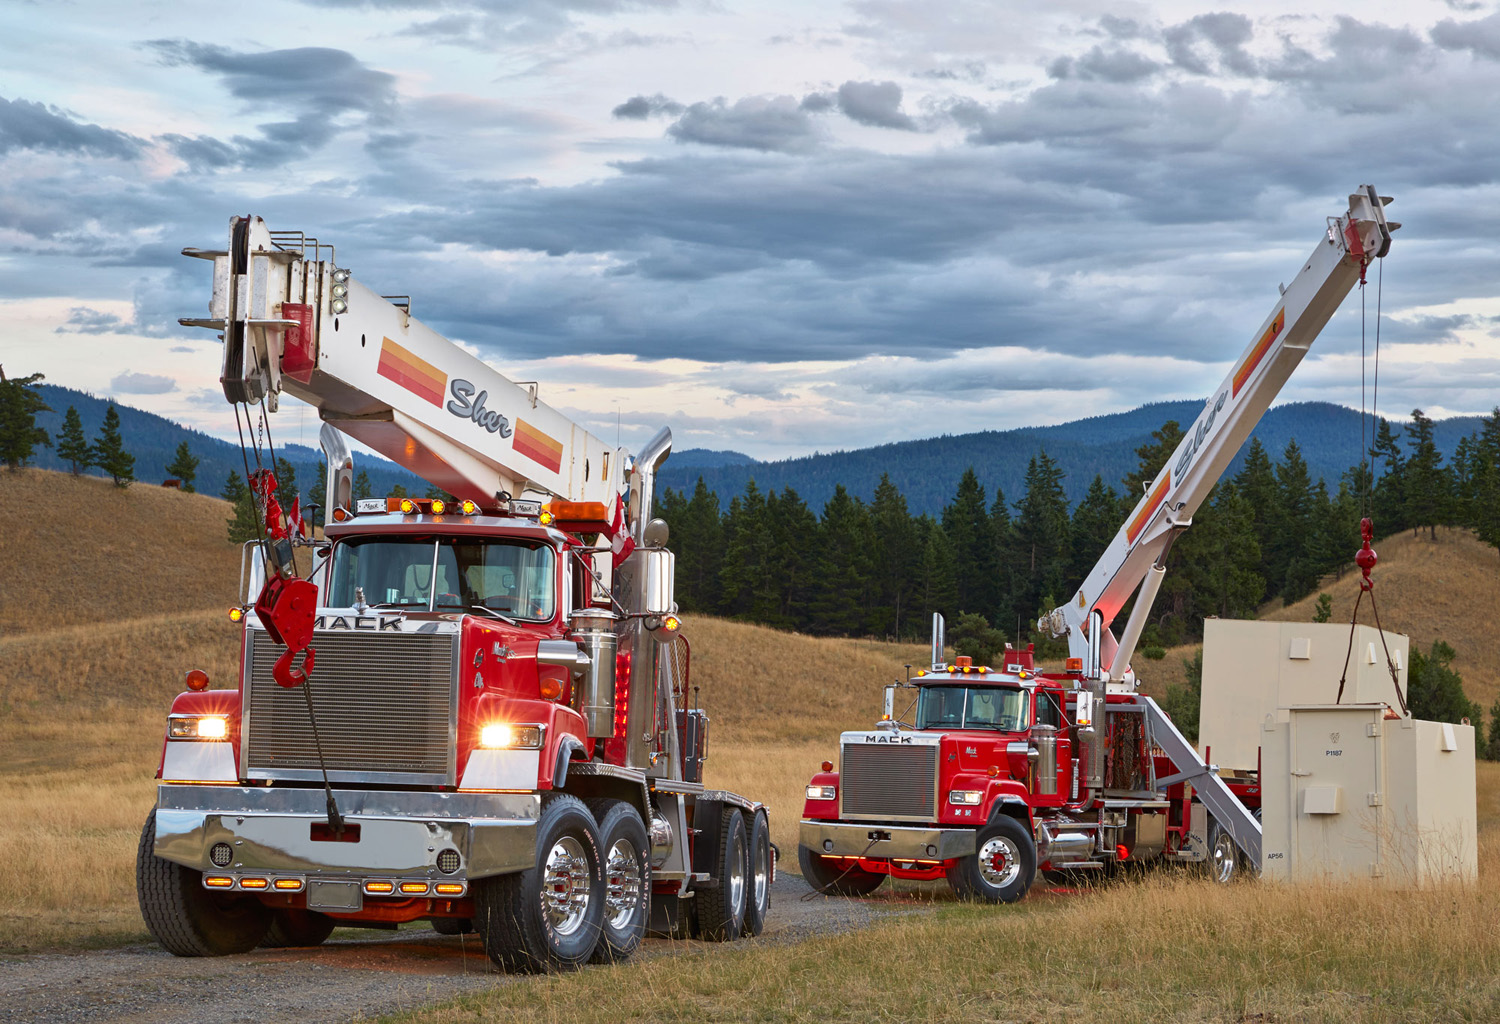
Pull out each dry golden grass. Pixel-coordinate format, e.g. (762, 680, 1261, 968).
(0, 468, 242, 638)
(387, 766, 1500, 1024)
(1264, 528, 1500, 708)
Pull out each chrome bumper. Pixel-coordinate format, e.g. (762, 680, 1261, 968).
(154, 784, 539, 881)
(799, 819, 977, 861)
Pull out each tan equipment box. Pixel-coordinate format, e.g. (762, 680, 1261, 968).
(1199, 619, 1409, 770)
(1260, 704, 1477, 885)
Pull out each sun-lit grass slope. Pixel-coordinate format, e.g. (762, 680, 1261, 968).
(1263, 529, 1500, 709)
(0, 468, 242, 638)
(389, 770, 1500, 1024)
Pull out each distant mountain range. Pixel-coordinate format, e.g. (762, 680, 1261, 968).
(656, 401, 1486, 516)
(23, 385, 1483, 519)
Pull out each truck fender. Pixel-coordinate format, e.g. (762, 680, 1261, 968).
(986, 792, 1033, 832)
(552, 736, 587, 789)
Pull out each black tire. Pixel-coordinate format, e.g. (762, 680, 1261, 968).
(946, 816, 1036, 904)
(431, 917, 475, 935)
(797, 843, 885, 897)
(585, 799, 650, 963)
(474, 794, 604, 973)
(135, 810, 271, 956)
(262, 908, 337, 948)
(742, 811, 771, 937)
(697, 808, 748, 941)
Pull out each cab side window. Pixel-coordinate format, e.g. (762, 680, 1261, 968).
(1037, 690, 1064, 728)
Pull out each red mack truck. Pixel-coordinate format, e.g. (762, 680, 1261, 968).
(799, 186, 1397, 902)
(137, 216, 771, 970)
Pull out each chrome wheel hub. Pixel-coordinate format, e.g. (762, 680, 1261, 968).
(978, 836, 1022, 889)
(1211, 832, 1236, 884)
(603, 838, 643, 929)
(751, 834, 769, 912)
(728, 836, 747, 915)
(542, 836, 591, 936)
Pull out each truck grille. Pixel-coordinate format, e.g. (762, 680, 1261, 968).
(839, 742, 939, 820)
(244, 629, 456, 783)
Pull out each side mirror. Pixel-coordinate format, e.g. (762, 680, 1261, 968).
(640, 548, 675, 616)
(883, 684, 896, 720)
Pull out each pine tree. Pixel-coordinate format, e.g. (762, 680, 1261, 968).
(1486, 696, 1500, 762)
(273, 457, 298, 511)
(942, 468, 995, 619)
(1272, 439, 1314, 603)
(308, 459, 327, 528)
(664, 478, 726, 614)
(762, 487, 818, 627)
(91, 402, 135, 488)
(389, 483, 409, 499)
(912, 515, 959, 630)
(1190, 482, 1263, 621)
(55, 406, 91, 476)
(809, 485, 873, 635)
(0, 368, 51, 471)
(1233, 438, 1279, 603)
(426, 485, 457, 503)
(165, 441, 200, 492)
(222, 470, 260, 544)
(1012, 452, 1071, 635)
(1403, 408, 1447, 540)
(869, 473, 916, 637)
(1472, 408, 1500, 557)
(1370, 417, 1406, 536)
(353, 469, 373, 501)
(989, 487, 1017, 637)
(1121, 420, 1184, 498)
(1068, 474, 1118, 593)
(718, 481, 771, 619)
(1408, 641, 1482, 750)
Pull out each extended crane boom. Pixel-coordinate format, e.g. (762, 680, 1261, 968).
(1040, 186, 1396, 686)
(183, 215, 624, 512)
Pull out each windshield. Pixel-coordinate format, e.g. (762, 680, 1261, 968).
(328, 536, 557, 620)
(916, 686, 1029, 732)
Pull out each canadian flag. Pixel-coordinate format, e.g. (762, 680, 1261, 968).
(610, 497, 636, 568)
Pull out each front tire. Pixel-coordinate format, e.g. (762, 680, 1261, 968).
(586, 799, 650, 963)
(797, 843, 885, 897)
(947, 816, 1036, 904)
(135, 810, 271, 956)
(743, 810, 771, 937)
(697, 808, 748, 941)
(474, 794, 604, 973)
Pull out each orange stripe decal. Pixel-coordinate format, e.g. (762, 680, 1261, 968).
(1232, 309, 1285, 398)
(1127, 474, 1171, 545)
(513, 419, 564, 474)
(377, 338, 446, 406)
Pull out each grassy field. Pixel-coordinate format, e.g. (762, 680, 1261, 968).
(3, 464, 1498, 984)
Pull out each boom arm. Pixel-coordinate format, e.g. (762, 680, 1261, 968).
(1041, 186, 1397, 678)
(181, 216, 624, 510)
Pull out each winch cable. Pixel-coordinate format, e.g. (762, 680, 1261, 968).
(236, 397, 343, 831)
(1335, 256, 1405, 714)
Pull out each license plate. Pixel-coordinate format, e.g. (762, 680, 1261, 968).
(307, 880, 362, 912)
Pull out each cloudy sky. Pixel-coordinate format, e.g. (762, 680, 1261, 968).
(3, 0, 1498, 461)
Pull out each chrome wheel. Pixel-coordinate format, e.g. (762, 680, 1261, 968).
(978, 835, 1022, 889)
(603, 837, 644, 930)
(751, 830, 769, 911)
(727, 832, 747, 915)
(1210, 829, 1237, 884)
(542, 836, 592, 937)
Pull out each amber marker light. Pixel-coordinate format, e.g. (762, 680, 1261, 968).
(185, 668, 210, 691)
(430, 498, 446, 515)
(273, 878, 303, 891)
(821, 760, 834, 772)
(399, 882, 429, 895)
(228, 607, 244, 623)
(433, 883, 465, 896)
(399, 498, 416, 514)
(204, 876, 234, 888)
(239, 877, 268, 890)
(364, 881, 395, 895)
(661, 614, 681, 633)
(538, 510, 554, 526)
(460, 499, 478, 515)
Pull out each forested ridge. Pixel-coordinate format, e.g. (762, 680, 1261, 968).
(660, 408, 1500, 653)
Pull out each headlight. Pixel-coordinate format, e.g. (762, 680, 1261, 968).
(948, 790, 983, 806)
(805, 785, 836, 801)
(168, 715, 229, 741)
(479, 723, 544, 749)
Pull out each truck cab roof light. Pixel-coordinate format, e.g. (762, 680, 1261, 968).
(460, 499, 478, 515)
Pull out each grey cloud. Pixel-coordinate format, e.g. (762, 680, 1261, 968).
(55, 307, 130, 335)
(1432, 12, 1500, 60)
(668, 96, 821, 152)
(1164, 13, 1255, 76)
(0, 96, 141, 159)
(836, 80, 916, 130)
(112, 371, 177, 394)
(613, 93, 684, 119)
(800, 92, 835, 112)
(1049, 46, 1161, 83)
(298, 0, 679, 49)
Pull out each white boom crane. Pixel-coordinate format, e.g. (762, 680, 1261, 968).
(1040, 186, 1396, 690)
(181, 215, 636, 518)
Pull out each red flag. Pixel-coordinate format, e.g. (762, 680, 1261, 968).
(610, 498, 636, 568)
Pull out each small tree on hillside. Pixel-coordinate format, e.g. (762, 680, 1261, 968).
(165, 441, 200, 492)
(1407, 640, 1483, 750)
(222, 470, 260, 544)
(273, 457, 298, 512)
(1312, 593, 1333, 623)
(353, 469, 372, 501)
(0, 367, 52, 471)
(947, 612, 1007, 665)
(1158, 647, 1203, 743)
(91, 403, 135, 487)
(55, 406, 92, 476)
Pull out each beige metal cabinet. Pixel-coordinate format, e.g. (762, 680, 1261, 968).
(1261, 704, 1476, 885)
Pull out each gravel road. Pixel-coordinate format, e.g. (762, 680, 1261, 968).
(0, 876, 929, 1024)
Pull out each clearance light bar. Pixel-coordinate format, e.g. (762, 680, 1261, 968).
(433, 883, 466, 896)
(364, 881, 395, 895)
(399, 881, 430, 895)
(273, 878, 304, 891)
